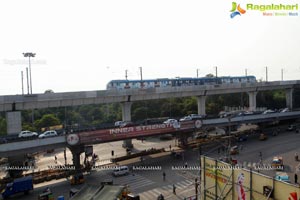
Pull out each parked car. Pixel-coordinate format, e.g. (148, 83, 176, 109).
(287, 124, 296, 131)
(188, 114, 206, 119)
(163, 119, 178, 125)
(262, 109, 276, 114)
(38, 130, 58, 138)
(18, 130, 38, 138)
(280, 108, 290, 113)
(238, 111, 254, 116)
(112, 166, 129, 176)
(119, 121, 135, 128)
(163, 119, 180, 128)
(179, 116, 192, 122)
(114, 121, 125, 127)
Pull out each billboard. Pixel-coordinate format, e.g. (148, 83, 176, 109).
(201, 156, 300, 200)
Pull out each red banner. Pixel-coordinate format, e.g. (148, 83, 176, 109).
(78, 121, 197, 144)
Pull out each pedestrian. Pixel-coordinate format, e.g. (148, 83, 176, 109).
(169, 144, 172, 151)
(173, 184, 176, 195)
(295, 173, 298, 184)
(54, 155, 57, 164)
(295, 152, 298, 161)
(185, 162, 188, 168)
(163, 171, 166, 181)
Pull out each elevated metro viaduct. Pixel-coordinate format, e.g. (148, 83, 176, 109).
(0, 80, 299, 148)
(1, 111, 300, 174)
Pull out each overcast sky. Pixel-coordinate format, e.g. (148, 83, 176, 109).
(0, 0, 300, 95)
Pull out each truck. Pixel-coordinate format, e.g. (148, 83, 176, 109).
(1, 176, 33, 199)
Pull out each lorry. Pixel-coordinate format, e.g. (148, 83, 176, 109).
(1, 176, 33, 199)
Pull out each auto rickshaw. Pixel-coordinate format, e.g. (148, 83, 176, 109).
(70, 173, 85, 185)
(230, 146, 239, 155)
(259, 133, 268, 141)
(38, 188, 54, 200)
(271, 156, 284, 170)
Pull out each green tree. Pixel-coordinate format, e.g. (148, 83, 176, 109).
(34, 114, 61, 130)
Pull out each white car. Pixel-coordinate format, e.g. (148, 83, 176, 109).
(18, 130, 38, 138)
(188, 114, 206, 119)
(112, 166, 129, 176)
(262, 109, 276, 114)
(114, 121, 125, 127)
(38, 130, 58, 138)
(179, 116, 192, 122)
(280, 108, 290, 113)
(163, 119, 178, 125)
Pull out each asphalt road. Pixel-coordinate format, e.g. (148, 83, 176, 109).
(4, 128, 300, 199)
(3, 137, 199, 200)
(203, 128, 300, 179)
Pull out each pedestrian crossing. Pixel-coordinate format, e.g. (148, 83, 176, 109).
(113, 174, 156, 190)
(93, 172, 156, 191)
(139, 179, 193, 200)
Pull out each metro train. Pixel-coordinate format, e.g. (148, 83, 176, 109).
(106, 76, 256, 90)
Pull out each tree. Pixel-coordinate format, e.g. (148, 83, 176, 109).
(205, 73, 214, 78)
(44, 89, 54, 94)
(34, 114, 60, 130)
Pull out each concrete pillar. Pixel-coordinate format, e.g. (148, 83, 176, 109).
(248, 92, 257, 111)
(197, 96, 206, 115)
(121, 102, 133, 148)
(286, 88, 294, 110)
(6, 111, 22, 135)
(69, 145, 84, 172)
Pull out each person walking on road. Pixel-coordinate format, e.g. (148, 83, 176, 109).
(163, 171, 166, 181)
(54, 155, 57, 164)
(295, 173, 298, 184)
(173, 184, 176, 195)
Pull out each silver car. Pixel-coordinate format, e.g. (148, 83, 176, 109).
(38, 130, 58, 138)
(18, 130, 38, 138)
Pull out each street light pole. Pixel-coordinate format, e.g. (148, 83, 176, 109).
(21, 71, 24, 95)
(265, 66, 268, 82)
(26, 67, 30, 94)
(197, 69, 199, 78)
(139, 67, 143, 81)
(23, 52, 36, 94)
(125, 69, 128, 80)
